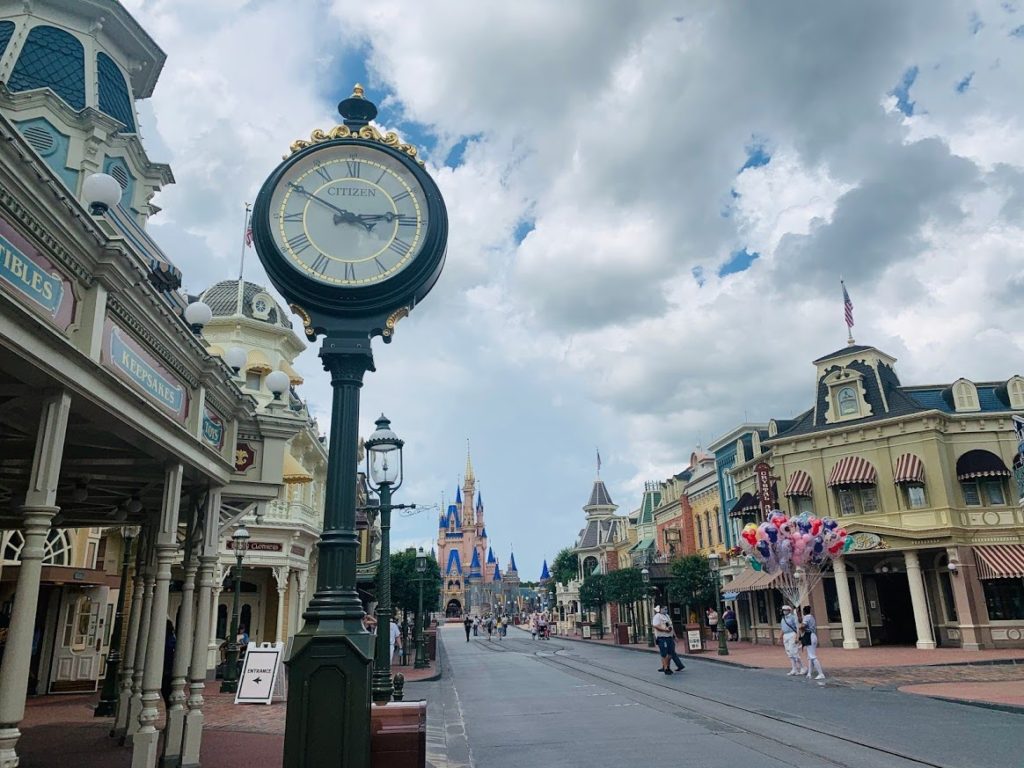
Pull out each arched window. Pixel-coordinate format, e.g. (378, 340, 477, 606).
(837, 387, 858, 416)
(2, 529, 72, 565)
(96, 52, 136, 132)
(9, 26, 85, 110)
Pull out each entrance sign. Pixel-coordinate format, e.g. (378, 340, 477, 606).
(581, 624, 591, 639)
(235, 642, 284, 705)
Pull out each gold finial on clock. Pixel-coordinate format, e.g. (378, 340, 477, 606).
(351, 83, 365, 99)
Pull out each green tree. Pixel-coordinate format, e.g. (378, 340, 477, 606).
(605, 568, 645, 642)
(387, 549, 441, 623)
(578, 572, 608, 639)
(551, 547, 579, 585)
(667, 555, 716, 624)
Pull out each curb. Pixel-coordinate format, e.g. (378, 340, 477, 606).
(899, 689, 1024, 716)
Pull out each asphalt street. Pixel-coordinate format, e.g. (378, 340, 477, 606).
(418, 626, 1023, 768)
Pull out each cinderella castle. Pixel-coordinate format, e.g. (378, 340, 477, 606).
(438, 450, 519, 618)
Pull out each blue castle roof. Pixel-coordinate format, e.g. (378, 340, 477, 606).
(493, 564, 501, 581)
(540, 560, 550, 580)
(486, 547, 495, 564)
(508, 552, 518, 573)
(476, 491, 483, 509)
(455, 486, 462, 504)
(468, 548, 482, 575)
(445, 548, 462, 576)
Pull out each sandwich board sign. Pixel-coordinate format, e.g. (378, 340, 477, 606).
(235, 642, 284, 705)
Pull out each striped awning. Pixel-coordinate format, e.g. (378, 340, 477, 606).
(722, 568, 781, 593)
(893, 454, 925, 484)
(974, 545, 1024, 580)
(785, 470, 813, 497)
(956, 450, 1010, 481)
(827, 456, 877, 487)
(728, 492, 760, 519)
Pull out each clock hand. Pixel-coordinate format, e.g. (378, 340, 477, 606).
(332, 211, 373, 231)
(287, 183, 358, 223)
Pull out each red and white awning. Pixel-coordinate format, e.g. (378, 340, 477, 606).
(893, 453, 925, 484)
(974, 545, 1024, 580)
(827, 456, 877, 487)
(784, 470, 813, 497)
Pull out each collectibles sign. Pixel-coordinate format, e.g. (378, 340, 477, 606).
(235, 642, 284, 705)
(754, 461, 774, 516)
(202, 405, 225, 450)
(102, 320, 189, 423)
(0, 217, 74, 330)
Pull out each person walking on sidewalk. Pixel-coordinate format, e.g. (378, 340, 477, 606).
(495, 615, 504, 641)
(653, 605, 684, 674)
(707, 607, 719, 640)
(723, 606, 738, 641)
(780, 605, 804, 676)
(801, 606, 825, 680)
(473, 616, 479, 636)
(485, 615, 495, 641)
(463, 614, 473, 642)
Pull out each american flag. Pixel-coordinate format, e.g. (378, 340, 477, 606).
(244, 225, 254, 247)
(842, 281, 854, 328)
(596, 448, 602, 474)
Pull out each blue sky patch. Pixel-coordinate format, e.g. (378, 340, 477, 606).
(446, 134, 482, 168)
(740, 139, 771, 172)
(692, 266, 706, 287)
(718, 248, 759, 277)
(890, 66, 919, 116)
(513, 218, 536, 245)
(955, 72, 974, 93)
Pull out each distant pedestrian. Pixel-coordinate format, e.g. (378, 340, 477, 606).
(531, 615, 538, 639)
(723, 607, 738, 641)
(707, 607, 719, 640)
(537, 614, 548, 639)
(801, 606, 825, 680)
(495, 616, 503, 641)
(473, 617, 479, 636)
(463, 614, 472, 642)
(652, 605, 683, 674)
(486, 615, 495, 641)
(780, 605, 803, 676)
(389, 618, 402, 664)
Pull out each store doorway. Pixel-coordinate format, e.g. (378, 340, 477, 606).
(864, 573, 916, 645)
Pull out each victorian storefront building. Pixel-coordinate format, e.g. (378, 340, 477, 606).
(723, 342, 1024, 651)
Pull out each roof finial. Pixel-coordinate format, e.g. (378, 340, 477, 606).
(338, 83, 377, 129)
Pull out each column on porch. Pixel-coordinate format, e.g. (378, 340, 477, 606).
(126, 547, 156, 741)
(0, 391, 70, 768)
(274, 566, 289, 644)
(131, 463, 184, 768)
(831, 556, 860, 649)
(945, 545, 989, 650)
(161, 497, 201, 768)
(293, 570, 308, 632)
(114, 531, 148, 740)
(182, 488, 222, 768)
(207, 570, 223, 676)
(903, 550, 936, 650)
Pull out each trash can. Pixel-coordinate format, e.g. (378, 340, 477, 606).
(613, 623, 629, 645)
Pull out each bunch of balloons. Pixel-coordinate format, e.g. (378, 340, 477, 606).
(738, 510, 852, 575)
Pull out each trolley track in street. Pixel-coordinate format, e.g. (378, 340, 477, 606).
(473, 635, 956, 768)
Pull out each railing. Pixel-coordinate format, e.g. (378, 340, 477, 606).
(263, 499, 322, 528)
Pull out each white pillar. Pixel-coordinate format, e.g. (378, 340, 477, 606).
(904, 550, 936, 650)
(0, 391, 69, 768)
(132, 463, 183, 768)
(114, 535, 147, 740)
(275, 567, 289, 644)
(182, 488, 221, 768)
(207, 577, 223, 675)
(161, 521, 198, 768)
(126, 554, 155, 740)
(832, 557, 860, 649)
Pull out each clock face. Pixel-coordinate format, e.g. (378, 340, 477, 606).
(267, 144, 430, 287)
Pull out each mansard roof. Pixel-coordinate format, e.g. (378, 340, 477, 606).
(586, 478, 615, 507)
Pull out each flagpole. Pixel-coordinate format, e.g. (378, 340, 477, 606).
(236, 203, 251, 315)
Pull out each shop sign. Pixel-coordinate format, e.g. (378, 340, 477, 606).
(754, 461, 774, 515)
(235, 442, 257, 473)
(848, 532, 886, 551)
(0, 217, 74, 330)
(202, 405, 225, 450)
(102, 321, 189, 422)
(228, 540, 282, 552)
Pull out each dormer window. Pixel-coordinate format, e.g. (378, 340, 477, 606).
(951, 379, 980, 412)
(1007, 376, 1024, 409)
(837, 387, 858, 416)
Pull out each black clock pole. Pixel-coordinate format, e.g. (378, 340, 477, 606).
(283, 331, 376, 768)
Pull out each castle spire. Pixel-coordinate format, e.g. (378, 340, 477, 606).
(465, 439, 475, 484)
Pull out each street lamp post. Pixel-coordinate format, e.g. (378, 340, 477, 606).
(641, 567, 655, 647)
(94, 525, 140, 717)
(708, 551, 728, 656)
(414, 547, 429, 669)
(220, 524, 251, 693)
(365, 414, 404, 704)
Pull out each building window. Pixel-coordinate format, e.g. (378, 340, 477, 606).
(904, 484, 927, 509)
(983, 579, 1024, 620)
(715, 510, 723, 544)
(696, 518, 704, 549)
(824, 577, 861, 623)
(245, 372, 261, 390)
(837, 386, 858, 416)
(1, 529, 71, 565)
(961, 479, 1006, 507)
(794, 496, 814, 516)
(96, 52, 136, 131)
(8, 26, 86, 110)
(705, 511, 712, 546)
(835, 486, 879, 516)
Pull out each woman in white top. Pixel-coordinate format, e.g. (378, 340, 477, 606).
(801, 606, 825, 680)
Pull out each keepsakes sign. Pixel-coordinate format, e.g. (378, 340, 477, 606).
(0, 217, 74, 330)
(202, 405, 225, 450)
(102, 320, 189, 423)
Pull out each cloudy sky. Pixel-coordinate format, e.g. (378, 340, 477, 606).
(124, 0, 1024, 580)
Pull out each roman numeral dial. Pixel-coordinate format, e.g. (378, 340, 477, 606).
(269, 144, 430, 287)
